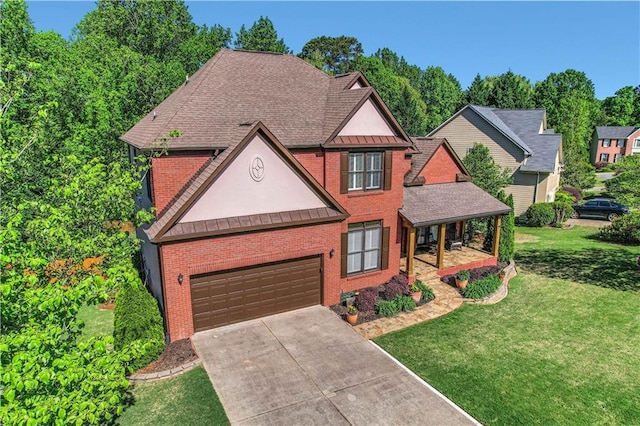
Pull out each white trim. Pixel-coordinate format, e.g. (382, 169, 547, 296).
(369, 341, 483, 426)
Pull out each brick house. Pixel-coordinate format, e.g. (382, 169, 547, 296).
(591, 126, 640, 166)
(428, 105, 563, 215)
(122, 50, 509, 341)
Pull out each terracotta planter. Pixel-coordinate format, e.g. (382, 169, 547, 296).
(346, 313, 358, 325)
(410, 291, 422, 303)
(455, 278, 468, 289)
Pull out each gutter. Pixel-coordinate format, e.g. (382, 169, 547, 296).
(533, 172, 540, 203)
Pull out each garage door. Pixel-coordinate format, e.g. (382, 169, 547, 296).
(190, 256, 322, 332)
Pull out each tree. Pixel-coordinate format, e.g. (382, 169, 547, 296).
(299, 35, 363, 74)
(606, 154, 640, 208)
(395, 78, 428, 135)
(462, 143, 513, 196)
(374, 47, 422, 88)
(466, 73, 491, 106)
(420, 66, 465, 132)
(533, 70, 600, 190)
(235, 16, 291, 53)
(499, 193, 516, 262)
(490, 70, 533, 109)
(601, 86, 638, 126)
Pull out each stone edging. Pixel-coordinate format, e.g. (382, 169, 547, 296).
(128, 357, 202, 382)
(463, 260, 517, 305)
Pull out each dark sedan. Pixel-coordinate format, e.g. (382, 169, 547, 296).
(571, 198, 629, 221)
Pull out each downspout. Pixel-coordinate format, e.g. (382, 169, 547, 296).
(533, 172, 540, 203)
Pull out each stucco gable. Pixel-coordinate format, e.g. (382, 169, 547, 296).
(337, 99, 397, 136)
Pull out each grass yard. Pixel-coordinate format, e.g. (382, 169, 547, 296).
(78, 304, 114, 339)
(376, 226, 640, 425)
(118, 366, 229, 426)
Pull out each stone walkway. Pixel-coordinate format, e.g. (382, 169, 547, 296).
(353, 278, 463, 339)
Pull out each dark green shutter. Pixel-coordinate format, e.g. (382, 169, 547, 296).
(381, 226, 390, 270)
(340, 232, 348, 278)
(383, 151, 392, 190)
(340, 151, 349, 194)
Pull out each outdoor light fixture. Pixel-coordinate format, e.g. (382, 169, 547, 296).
(329, 249, 335, 258)
(177, 273, 184, 285)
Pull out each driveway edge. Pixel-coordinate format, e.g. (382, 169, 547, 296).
(369, 341, 482, 426)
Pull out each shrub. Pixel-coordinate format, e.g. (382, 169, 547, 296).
(355, 287, 379, 313)
(393, 295, 416, 312)
(552, 201, 574, 225)
(383, 274, 409, 300)
(562, 186, 581, 202)
(599, 212, 640, 244)
(414, 280, 435, 301)
(521, 203, 555, 227)
(461, 274, 502, 299)
(469, 265, 502, 282)
(499, 192, 515, 262)
(376, 299, 399, 317)
(114, 280, 165, 372)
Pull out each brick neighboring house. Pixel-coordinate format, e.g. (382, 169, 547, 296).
(122, 50, 509, 341)
(591, 126, 640, 165)
(428, 105, 563, 215)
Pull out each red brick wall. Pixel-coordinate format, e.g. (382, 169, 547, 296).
(151, 153, 212, 212)
(420, 145, 463, 184)
(292, 150, 325, 186)
(593, 139, 626, 163)
(624, 128, 640, 156)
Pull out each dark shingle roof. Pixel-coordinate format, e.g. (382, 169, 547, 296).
(400, 182, 511, 227)
(595, 126, 639, 139)
(121, 49, 411, 150)
(468, 105, 533, 154)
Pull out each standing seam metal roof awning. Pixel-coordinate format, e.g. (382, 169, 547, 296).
(399, 182, 512, 228)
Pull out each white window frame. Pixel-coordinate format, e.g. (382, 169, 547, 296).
(602, 139, 611, 147)
(348, 152, 383, 191)
(347, 221, 381, 274)
(600, 153, 610, 162)
(614, 153, 623, 162)
(634, 139, 640, 148)
(616, 139, 625, 147)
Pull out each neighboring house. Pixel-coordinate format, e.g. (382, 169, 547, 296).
(121, 50, 509, 341)
(428, 105, 563, 215)
(591, 126, 640, 165)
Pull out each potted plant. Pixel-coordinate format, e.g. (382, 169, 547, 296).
(499, 269, 506, 280)
(455, 269, 470, 289)
(409, 282, 422, 303)
(346, 305, 358, 325)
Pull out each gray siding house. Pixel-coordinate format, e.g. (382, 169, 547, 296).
(428, 105, 563, 215)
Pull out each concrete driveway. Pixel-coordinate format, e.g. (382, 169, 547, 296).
(192, 306, 477, 425)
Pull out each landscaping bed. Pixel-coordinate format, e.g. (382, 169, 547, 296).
(136, 338, 198, 374)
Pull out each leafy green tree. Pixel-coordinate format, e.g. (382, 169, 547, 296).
(533, 70, 600, 189)
(420, 66, 464, 132)
(374, 47, 422, 88)
(606, 154, 640, 208)
(490, 70, 533, 109)
(235, 16, 291, 53)
(462, 142, 513, 196)
(466, 73, 491, 106)
(299, 35, 363, 74)
(601, 86, 638, 126)
(395, 78, 428, 135)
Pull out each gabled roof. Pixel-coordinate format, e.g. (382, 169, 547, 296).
(595, 126, 639, 139)
(121, 49, 412, 151)
(429, 104, 563, 174)
(400, 182, 511, 227)
(404, 137, 469, 186)
(145, 122, 348, 243)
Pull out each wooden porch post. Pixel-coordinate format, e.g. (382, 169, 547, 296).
(436, 223, 446, 269)
(407, 225, 416, 277)
(492, 215, 502, 257)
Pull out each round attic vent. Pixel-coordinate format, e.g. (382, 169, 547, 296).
(250, 156, 265, 182)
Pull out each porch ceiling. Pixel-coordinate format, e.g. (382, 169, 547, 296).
(400, 182, 511, 228)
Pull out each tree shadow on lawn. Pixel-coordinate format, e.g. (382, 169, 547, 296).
(516, 247, 640, 292)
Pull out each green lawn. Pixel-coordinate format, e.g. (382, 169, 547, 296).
(78, 304, 114, 339)
(118, 366, 229, 426)
(376, 226, 640, 425)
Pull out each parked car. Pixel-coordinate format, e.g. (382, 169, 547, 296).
(571, 198, 629, 221)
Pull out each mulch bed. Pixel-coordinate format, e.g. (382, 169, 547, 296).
(330, 294, 433, 326)
(135, 338, 198, 374)
(440, 262, 507, 288)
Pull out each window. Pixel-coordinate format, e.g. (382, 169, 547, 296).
(346, 222, 381, 274)
(617, 139, 625, 147)
(634, 139, 640, 148)
(348, 152, 382, 191)
(614, 153, 623, 162)
(602, 139, 611, 147)
(600, 153, 609, 162)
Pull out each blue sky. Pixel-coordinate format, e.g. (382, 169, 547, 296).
(27, 1, 639, 99)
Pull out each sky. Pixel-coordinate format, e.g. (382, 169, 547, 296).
(26, 1, 640, 100)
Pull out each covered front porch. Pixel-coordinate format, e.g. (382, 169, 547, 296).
(399, 181, 512, 280)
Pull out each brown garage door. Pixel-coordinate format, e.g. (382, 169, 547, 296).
(190, 256, 322, 332)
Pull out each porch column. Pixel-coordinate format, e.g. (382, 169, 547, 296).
(492, 215, 502, 257)
(406, 225, 416, 278)
(436, 223, 446, 269)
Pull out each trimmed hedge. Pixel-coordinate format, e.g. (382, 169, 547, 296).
(599, 212, 640, 244)
(521, 203, 555, 227)
(461, 274, 502, 299)
(114, 280, 165, 372)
